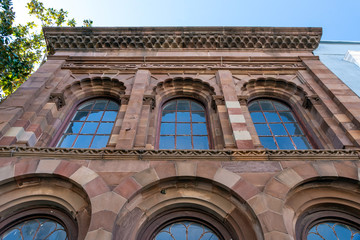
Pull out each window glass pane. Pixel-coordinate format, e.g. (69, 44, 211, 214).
(93, 99, 108, 110)
(248, 101, 261, 111)
(65, 122, 83, 134)
(177, 112, 191, 122)
(259, 100, 275, 111)
(264, 112, 281, 122)
(307, 222, 360, 240)
(73, 111, 89, 121)
(250, 112, 266, 123)
(162, 111, 175, 122)
(78, 101, 94, 110)
(91, 135, 109, 148)
(102, 111, 117, 121)
(107, 101, 119, 110)
(269, 124, 287, 135)
(73, 135, 92, 148)
(274, 101, 290, 111)
(160, 123, 175, 135)
(191, 101, 204, 111)
(58, 135, 76, 148)
(279, 112, 295, 122)
(193, 136, 209, 149)
(163, 101, 176, 111)
(81, 122, 99, 134)
(254, 124, 271, 136)
(177, 100, 190, 110)
(97, 123, 114, 134)
(191, 112, 206, 122)
(275, 137, 295, 149)
(293, 136, 311, 149)
(285, 123, 303, 135)
(177, 123, 191, 135)
(259, 137, 277, 149)
(159, 136, 175, 149)
(193, 123, 208, 135)
(1, 219, 67, 240)
(87, 111, 103, 121)
(176, 136, 192, 149)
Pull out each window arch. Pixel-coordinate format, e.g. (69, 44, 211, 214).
(158, 99, 210, 150)
(57, 98, 119, 148)
(248, 99, 311, 150)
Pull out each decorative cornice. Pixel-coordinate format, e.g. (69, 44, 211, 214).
(0, 147, 358, 161)
(43, 27, 322, 52)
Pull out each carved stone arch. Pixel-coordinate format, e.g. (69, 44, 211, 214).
(112, 163, 264, 240)
(62, 76, 126, 106)
(153, 77, 216, 109)
(0, 159, 116, 240)
(260, 161, 360, 239)
(241, 77, 308, 107)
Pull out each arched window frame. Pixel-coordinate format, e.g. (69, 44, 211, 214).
(156, 97, 213, 150)
(0, 207, 77, 240)
(296, 206, 360, 240)
(248, 98, 315, 150)
(51, 97, 120, 149)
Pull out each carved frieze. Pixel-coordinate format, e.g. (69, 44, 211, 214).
(44, 27, 322, 52)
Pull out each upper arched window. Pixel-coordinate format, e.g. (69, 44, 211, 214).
(57, 99, 119, 149)
(248, 99, 311, 150)
(307, 222, 360, 240)
(158, 99, 209, 150)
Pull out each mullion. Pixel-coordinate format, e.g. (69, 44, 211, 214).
(258, 100, 279, 149)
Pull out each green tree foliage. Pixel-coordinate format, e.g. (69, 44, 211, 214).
(0, 0, 92, 98)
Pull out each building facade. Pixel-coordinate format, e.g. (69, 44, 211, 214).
(0, 27, 360, 240)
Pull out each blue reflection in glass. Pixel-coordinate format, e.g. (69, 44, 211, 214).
(250, 112, 265, 123)
(91, 136, 110, 148)
(308, 222, 360, 240)
(176, 136, 192, 149)
(163, 101, 176, 110)
(264, 112, 281, 122)
(73, 111, 88, 121)
(73, 135, 92, 148)
(259, 137, 277, 149)
(192, 112, 206, 122)
(59, 135, 76, 148)
(97, 123, 114, 134)
(177, 112, 191, 122)
(160, 123, 175, 135)
(269, 124, 287, 135)
(65, 122, 83, 134)
(248, 102, 261, 111)
(78, 101, 94, 110)
(193, 123, 208, 135)
(87, 111, 103, 121)
(93, 100, 107, 110)
(159, 136, 175, 149)
(276, 137, 294, 149)
(177, 100, 190, 110)
(285, 123, 303, 135)
(191, 102, 204, 111)
(259, 100, 275, 111)
(279, 112, 295, 122)
(254, 124, 271, 136)
(177, 123, 191, 135)
(81, 122, 99, 134)
(107, 101, 119, 110)
(293, 136, 311, 150)
(162, 111, 175, 122)
(102, 111, 117, 121)
(193, 136, 209, 149)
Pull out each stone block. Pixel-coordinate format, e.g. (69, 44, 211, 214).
(176, 162, 197, 177)
(70, 166, 99, 186)
(214, 168, 241, 189)
(133, 168, 159, 187)
(85, 229, 112, 240)
(36, 159, 61, 174)
(275, 168, 303, 188)
(91, 192, 126, 214)
(84, 176, 110, 198)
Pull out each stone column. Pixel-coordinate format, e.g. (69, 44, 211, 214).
(116, 70, 151, 149)
(133, 95, 155, 148)
(216, 70, 254, 149)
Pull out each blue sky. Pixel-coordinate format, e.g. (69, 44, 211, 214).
(12, 0, 360, 41)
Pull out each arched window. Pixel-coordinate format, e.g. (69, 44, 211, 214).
(248, 99, 311, 150)
(154, 221, 220, 240)
(158, 99, 209, 150)
(57, 99, 119, 148)
(307, 222, 360, 240)
(0, 218, 68, 240)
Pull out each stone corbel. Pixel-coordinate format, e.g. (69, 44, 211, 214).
(211, 95, 225, 111)
(120, 95, 130, 105)
(49, 92, 65, 110)
(237, 95, 249, 105)
(143, 95, 156, 110)
(302, 94, 320, 109)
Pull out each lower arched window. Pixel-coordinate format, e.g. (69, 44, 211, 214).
(307, 222, 360, 240)
(154, 221, 220, 240)
(248, 99, 311, 150)
(0, 218, 68, 240)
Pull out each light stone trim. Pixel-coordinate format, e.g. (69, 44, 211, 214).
(234, 130, 252, 140)
(36, 159, 61, 174)
(225, 101, 241, 109)
(4, 127, 25, 139)
(213, 168, 241, 188)
(70, 166, 99, 186)
(229, 115, 246, 123)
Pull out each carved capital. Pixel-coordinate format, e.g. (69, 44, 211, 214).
(120, 95, 130, 105)
(143, 95, 156, 110)
(238, 96, 249, 105)
(302, 94, 320, 109)
(49, 92, 65, 110)
(212, 95, 225, 110)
